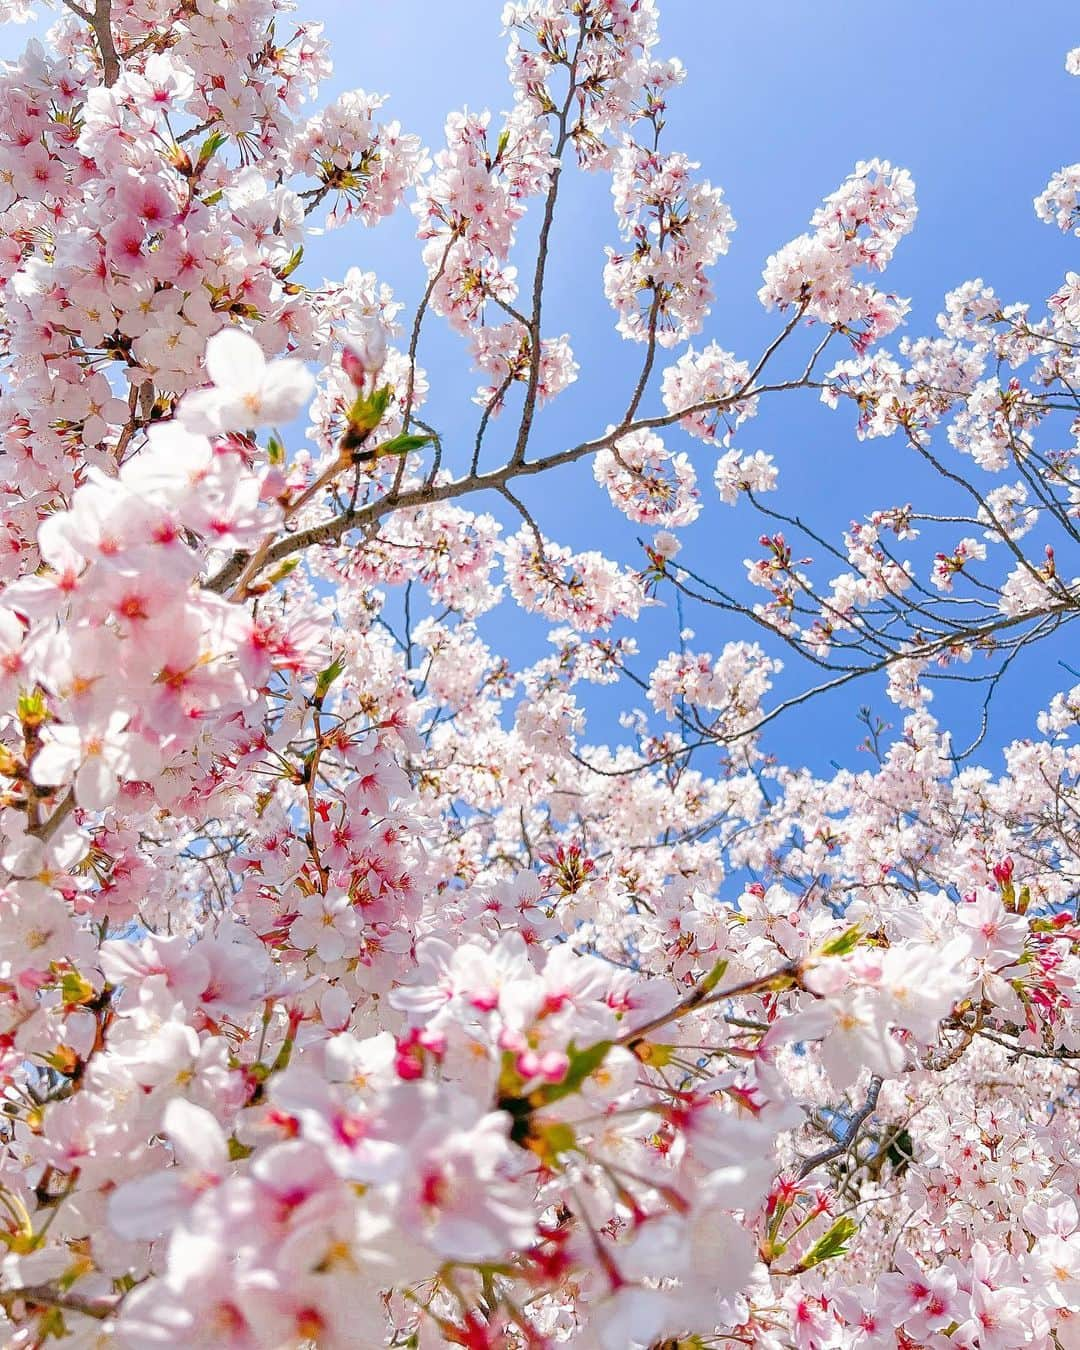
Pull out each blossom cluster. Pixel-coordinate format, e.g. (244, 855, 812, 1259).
(0, 1, 1077, 1348)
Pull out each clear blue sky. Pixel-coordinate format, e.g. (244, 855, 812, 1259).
(6, 2, 1079, 773)
(299, 0, 1078, 773)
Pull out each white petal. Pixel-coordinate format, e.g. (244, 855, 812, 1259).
(163, 1097, 228, 1172)
(108, 1171, 185, 1240)
(30, 735, 81, 788)
(259, 360, 314, 423)
(205, 328, 265, 390)
(0, 608, 23, 649)
(74, 755, 117, 812)
(176, 387, 228, 434)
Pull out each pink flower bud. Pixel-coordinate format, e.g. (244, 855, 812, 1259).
(394, 1047, 424, 1080)
(418, 1027, 447, 1056)
(469, 987, 500, 1012)
(342, 321, 387, 387)
(537, 1051, 569, 1083)
(516, 1049, 541, 1079)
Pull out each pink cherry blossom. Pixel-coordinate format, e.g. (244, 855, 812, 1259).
(0, 4, 1074, 1346)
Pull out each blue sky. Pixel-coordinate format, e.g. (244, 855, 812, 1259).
(298, 0, 1079, 773)
(6, 1, 1079, 775)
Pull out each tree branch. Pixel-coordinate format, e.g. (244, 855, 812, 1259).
(797, 1075, 884, 1180)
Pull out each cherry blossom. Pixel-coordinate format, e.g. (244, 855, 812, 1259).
(179, 330, 315, 434)
(0, 2, 1076, 1346)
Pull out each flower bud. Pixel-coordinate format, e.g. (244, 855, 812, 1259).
(342, 321, 387, 387)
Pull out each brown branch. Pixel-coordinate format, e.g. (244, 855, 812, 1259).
(203, 370, 821, 596)
(616, 964, 798, 1047)
(797, 1075, 883, 1180)
(63, 0, 121, 86)
(26, 789, 76, 846)
(509, 24, 585, 468)
(4, 1283, 119, 1322)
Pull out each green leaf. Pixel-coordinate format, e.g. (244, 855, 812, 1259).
(197, 130, 229, 170)
(313, 656, 345, 704)
(348, 383, 393, 434)
(701, 957, 729, 994)
(816, 925, 862, 959)
(633, 1041, 674, 1067)
(18, 689, 47, 727)
(374, 432, 432, 458)
(279, 245, 304, 279)
(533, 1039, 612, 1107)
(59, 970, 95, 1007)
(264, 556, 300, 586)
(797, 1216, 858, 1271)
